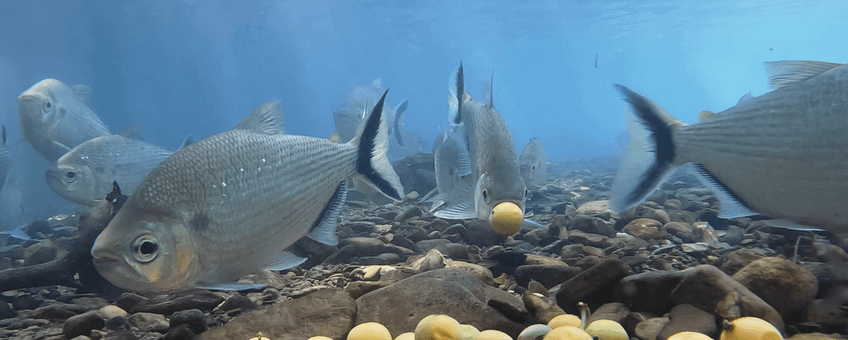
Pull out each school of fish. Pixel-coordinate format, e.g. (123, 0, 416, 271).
(4, 59, 846, 292)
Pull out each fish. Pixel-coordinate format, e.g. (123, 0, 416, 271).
(519, 138, 548, 190)
(45, 132, 195, 207)
(431, 63, 530, 235)
(17, 79, 111, 162)
(0, 126, 9, 193)
(421, 126, 473, 212)
(331, 79, 409, 147)
(611, 60, 848, 235)
(90, 93, 404, 292)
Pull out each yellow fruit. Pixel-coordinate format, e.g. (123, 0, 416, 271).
(395, 332, 416, 340)
(667, 331, 714, 340)
(544, 326, 593, 340)
(490, 202, 523, 235)
(478, 329, 513, 340)
(415, 314, 461, 340)
(250, 332, 272, 340)
(547, 314, 581, 329)
(308, 337, 334, 340)
(720, 317, 783, 340)
(348, 322, 392, 340)
(585, 320, 628, 340)
(458, 324, 481, 340)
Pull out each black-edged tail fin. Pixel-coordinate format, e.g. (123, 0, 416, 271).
(351, 90, 404, 201)
(610, 84, 680, 212)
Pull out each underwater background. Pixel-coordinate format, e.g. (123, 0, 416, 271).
(0, 0, 846, 228)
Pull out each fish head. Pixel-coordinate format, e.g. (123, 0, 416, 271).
(46, 160, 100, 206)
(474, 172, 528, 235)
(91, 205, 198, 292)
(17, 80, 61, 127)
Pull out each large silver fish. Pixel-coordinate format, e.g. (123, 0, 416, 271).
(90, 93, 404, 292)
(431, 63, 529, 235)
(331, 78, 409, 147)
(422, 126, 473, 212)
(17, 79, 111, 162)
(0, 126, 9, 193)
(612, 60, 848, 235)
(519, 137, 548, 190)
(45, 132, 194, 207)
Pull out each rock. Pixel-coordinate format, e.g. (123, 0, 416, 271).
(104, 330, 137, 340)
(447, 260, 495, 286)
(340, 237, 414, 258)
(355, 268, 526, 338)
(164, 324, 195, 340)
(806, 298, 848, 328)
(732, 256, 818, 319)
(623, 218, 666, 240)
(115, 293, 147, 312)
(664, 222, 694, 243)
(73, 297, 110, 311)
(395, 206, 423, 223)
(645, 209, 670, 225)
(348, 221, 376, 233)
(104, 316, 131, 331)
(616, 270, 687, 314)
(10, 294, 42, 310)
(464, 220, 507, 247)
(30, 303, 90, 320)
(555, 258, 632, 315)
(656, 304, 719, 340)
(567, 214, 615, 238)
(98, 305, 128, 320)
(514, 265, 581, 289)
(635, 317, 669, 340)
(566, 231, 616, 249)
(719, 248, 766, 275)
(575, 200, 618, 218)
(198, 288, 356, 340)
(170, 309, 208, 334)
(128, 312, 170, 333)
(692, 223, 727, 248)
(392, 153, 436, 196)
(0, 301, 14, 320)
(669, 265, 783, 331)
(522, 290, 565, 324)
(130, 290, 224, 316)
(681, 243, 709, 253)
(589, 302, 629, 324)
(360, 253, 403, 265)
(410, 249, 448, 272)
(443, 224, 467, 235)
(63, 310, 105, 339)
(217, 294, 260, 313)
(22, 240, 59, 266)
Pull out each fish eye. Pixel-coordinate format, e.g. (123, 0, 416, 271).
(43, 100, 51, 112)
(132, 235, 159, 263)
(525, 189, 531, 198)
(482, 189, 490, 203)
(62, 170, 76, 183)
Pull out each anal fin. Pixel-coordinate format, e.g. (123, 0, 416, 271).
(688, 163, 757, 219)
(268, 250, 307, 271)
(307, 180, 347, 246)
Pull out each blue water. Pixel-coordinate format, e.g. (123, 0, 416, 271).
(0, 0, 845, 226)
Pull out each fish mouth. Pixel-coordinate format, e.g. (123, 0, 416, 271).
(489, 201, 524, 235)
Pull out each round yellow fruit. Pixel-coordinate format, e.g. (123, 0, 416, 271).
(250, 332, 272, 340)
(547, 314, 581, 329)
(544, 326, 593, 340)
(415, 314, 461, 340)
(308, 337, 334, 340)
(490, 202, 523, 235)
(585, 320, 628, 340)
(478, 329, 513, 340)
(720, 317, 783, 340)
(348, 322, 392, 340)
(395, 332, 416, 340)
(667, 331, 714, 340)
(458, 324, 480, 340)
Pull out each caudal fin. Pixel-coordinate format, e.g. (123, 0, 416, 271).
(352, 90, 405, 201)
(610, 85, 680, 212)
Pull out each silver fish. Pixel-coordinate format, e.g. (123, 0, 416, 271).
(90, 94, 403, 292)
(17, 79, 111, 161)
(45, 132, 193, 207)
(519, 137, 548, 190)
(331, 79, 408, 147)
(422, 126, 473, 212)
(431, 63, 529, 235)
(0, 126, 9, 193)
(612, 60, 848, 235)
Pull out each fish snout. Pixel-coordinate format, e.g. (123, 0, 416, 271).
(16, 93, 51, 121)
(489, 201, 524, 235)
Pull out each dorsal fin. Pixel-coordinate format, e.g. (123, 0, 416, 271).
(74, 85, 91, 103)
(453, 63, 465, 125)
(486, 70, 494, 108)
(765, 60, 843, 89)
(736, 92, 753, 105)
(234, 100, 284, 134)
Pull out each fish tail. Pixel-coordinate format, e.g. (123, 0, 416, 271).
(610, 84, 681, 212)
(351, 89, 405, 201)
